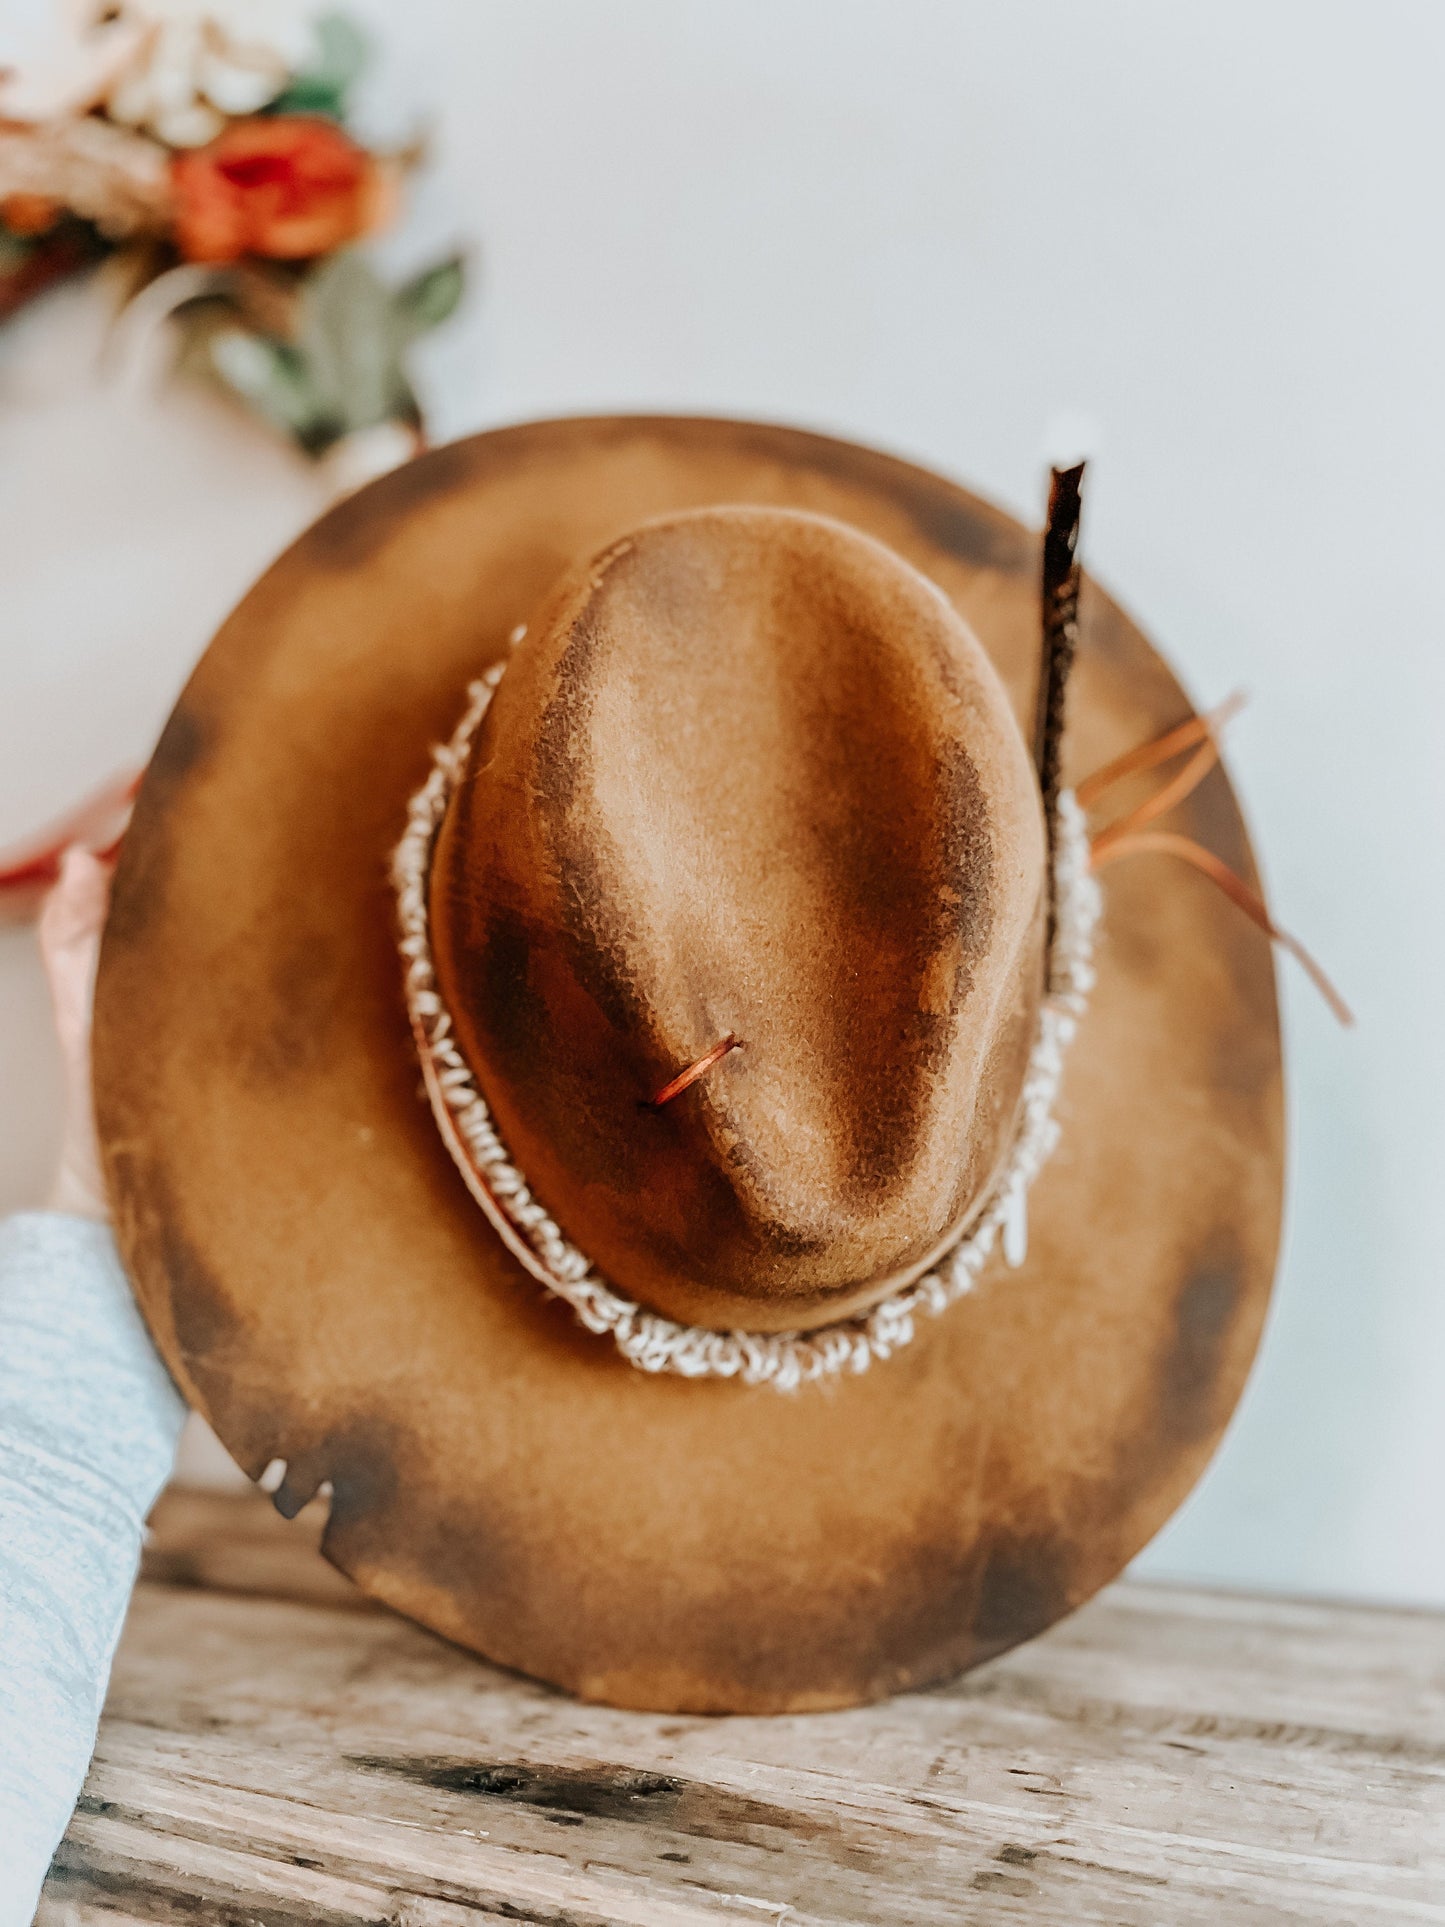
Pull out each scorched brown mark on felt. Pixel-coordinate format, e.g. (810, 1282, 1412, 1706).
(100, 703, 213, 954)
(272, 1416, 406, 1526)
(299, 436, 480, 570)
(157, 1201, 240, 1383)
(827, 1520, 1077, 1691)
(1156, 1237, 1245, 1449)
(1210, 999, 1283, 1107)
(146, 701, 212, 793)
(970, 1529, 1075, 1655)
(529, 604, 658, 1046)
(725, 417, 1033, 575)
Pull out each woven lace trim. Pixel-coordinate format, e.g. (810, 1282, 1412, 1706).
(393, 665, 1101, 1391)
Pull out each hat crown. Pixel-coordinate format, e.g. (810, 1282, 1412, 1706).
(429, 506, 1047, 1332)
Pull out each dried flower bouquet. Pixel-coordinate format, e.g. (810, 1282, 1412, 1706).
(0, 2, 462, 455)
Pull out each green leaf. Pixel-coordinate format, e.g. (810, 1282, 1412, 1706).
(295, 250, 408, 433)
(207, 328, 337, 448)
(176, 240, 461, 453)
(395, 255, 465, 337)
(314, 13, 370, 88)
(269, 12, 369, 121)
(268, 74, 346, 117)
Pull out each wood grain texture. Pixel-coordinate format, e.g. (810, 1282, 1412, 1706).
(40, 1489, 1445, 1926)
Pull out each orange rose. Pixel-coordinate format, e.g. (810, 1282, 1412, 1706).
(171, 117, 394, 264)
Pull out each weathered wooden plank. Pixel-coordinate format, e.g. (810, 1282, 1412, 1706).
(38, 1490, 1445, 1926)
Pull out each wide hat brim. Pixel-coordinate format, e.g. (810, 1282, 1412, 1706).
(95, 416, 1282, 1714)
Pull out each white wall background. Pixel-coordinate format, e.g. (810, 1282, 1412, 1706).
(2, 0, 1441, 1603)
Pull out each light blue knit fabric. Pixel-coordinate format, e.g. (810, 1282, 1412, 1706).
(0, 1211, 184, 1925)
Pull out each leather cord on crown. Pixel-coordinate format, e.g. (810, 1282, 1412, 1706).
(1081, 696, 1353, 1027)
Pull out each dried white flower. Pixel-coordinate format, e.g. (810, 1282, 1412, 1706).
(0, 1, 143, 122)
(106, 0, 318, 146)
(0, 1, 319, 146)
(0, 114, 172, 236)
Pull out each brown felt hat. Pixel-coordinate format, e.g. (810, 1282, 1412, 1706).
(94, 416, 1283, 1713)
